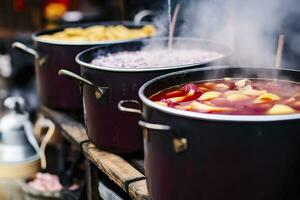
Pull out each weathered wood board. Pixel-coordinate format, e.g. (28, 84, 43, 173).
(40, 106, 149, 200)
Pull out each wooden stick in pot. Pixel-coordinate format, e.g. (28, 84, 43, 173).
(168, 4, 181, 49)
(275, 34, 285, 68)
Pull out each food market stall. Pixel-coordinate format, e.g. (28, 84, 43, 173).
(1, 0, 300, 200)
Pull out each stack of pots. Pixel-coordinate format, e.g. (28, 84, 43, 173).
(59, 37, 231, 153)
(14, 19, 248, 199)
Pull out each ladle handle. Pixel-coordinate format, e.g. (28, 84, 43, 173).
(138, 120, 188, 153)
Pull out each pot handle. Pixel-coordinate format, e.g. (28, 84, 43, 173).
(12, 42, 48, 68)
(138, 120, 188, 153)
(12, 42, 39, 58)
(134, 10, 154, 25)
(118, 100, 142, 115)
(58, 69, 108, 102)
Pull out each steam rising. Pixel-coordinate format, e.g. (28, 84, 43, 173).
(156, 0, 300, 67)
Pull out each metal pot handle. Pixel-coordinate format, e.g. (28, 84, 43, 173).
(12, 42, 47, 68)
(12, 42, 39, 58)
(138, 120, 188, 153)
(134, 10, 154, 25)
(59, 69, 108, 102)
(118, 100, 142, 115)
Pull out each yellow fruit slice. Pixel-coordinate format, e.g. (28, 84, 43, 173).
(190, 101, 230, 112)
(254, 93, 281, 103)
(199, 91, 221, 101)
(168, 89, 195, 102)
(227, 93, 250, 102)
(155, 101, 167, 106)
(240, 89, 266, 96)
(266, 104, 295, 115)
(235, 79, 250, 88)
(214, 83, 230, 91)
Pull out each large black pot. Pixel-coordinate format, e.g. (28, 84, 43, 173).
(129, 66, 300, 200)
(59, 38, 231, 153)
(11, 21, 155, 111)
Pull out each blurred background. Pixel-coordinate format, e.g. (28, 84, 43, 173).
(1, 0, 299, 106)
(0, 0, 167, 113)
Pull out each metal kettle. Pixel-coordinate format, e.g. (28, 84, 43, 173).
(0, 96, 40, 178)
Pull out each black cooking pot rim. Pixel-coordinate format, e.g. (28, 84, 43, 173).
(138, 65, 300, 122)
(31, 21, 157, 46)
(75, 37, 232, 72)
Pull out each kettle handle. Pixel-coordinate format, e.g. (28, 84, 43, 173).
(23, 119, 40, 154)
(35, 117, 56, 170)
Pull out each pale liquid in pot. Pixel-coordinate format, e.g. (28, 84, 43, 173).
(91, 49, 224, 69)
(150, 78, 300, 115)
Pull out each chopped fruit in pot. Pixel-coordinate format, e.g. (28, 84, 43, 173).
(150, 78, 300, 115)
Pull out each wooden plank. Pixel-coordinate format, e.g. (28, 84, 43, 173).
(85, 159, 101, 200)
(82, 143, 149, 200)
(40, 106, 149, 200)
(128, 180, 149, 200)
(126, 159, 145, 175)
(40, 106, 89, 145)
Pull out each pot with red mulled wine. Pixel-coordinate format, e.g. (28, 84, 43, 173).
(120, 65, 300, 199)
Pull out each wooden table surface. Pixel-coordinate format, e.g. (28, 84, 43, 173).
(41, 106, 149, 200)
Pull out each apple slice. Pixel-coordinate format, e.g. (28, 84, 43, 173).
(254, 93, 280, 104)
(235, 79, 250, 88)
(214, 83, 230, 91)
(168, 89, 196, 102)
(266, 104, 296, 115)
(224, 91, 240, 96)
(226, 93, 250, 102)
(155, 101, 167, 106)
(198, 91, 221, 101)
(288, 93, 300, 103)
(164, 90, 186, 98)
(175, 104, 193, 111)
(293, 93, 300, 101)
(240, 89, 266, 96)
(203, 82, 215, 89)
(190, 101, 230, 113)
